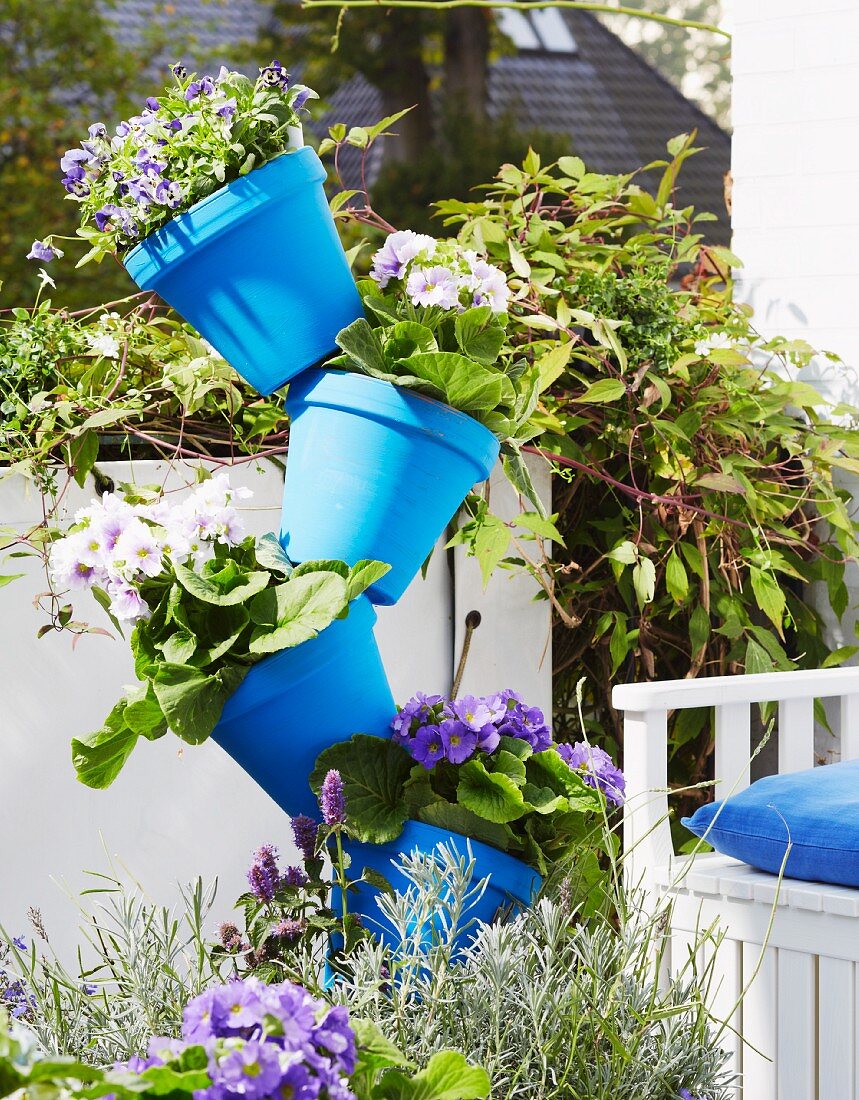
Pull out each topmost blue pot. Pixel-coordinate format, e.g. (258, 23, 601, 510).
(123, 148, 362, 396)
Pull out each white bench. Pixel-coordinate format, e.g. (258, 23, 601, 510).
(613, 667, 859, 1100)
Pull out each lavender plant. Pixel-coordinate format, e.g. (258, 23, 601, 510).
(334, 847, 734, 1100)
(49, 63, 317, 264)
(312, 691, 622, 875)
(46, 474, 388, 787)
(0, 872, 220, 1063)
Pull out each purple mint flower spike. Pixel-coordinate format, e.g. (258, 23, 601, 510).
(557, 741, 626, 806)
(219, 921, 242, 952)
(320, 769, 346, 825)
(290, 814, 319, 862)
(275, 917, 307, 941)
(281, 865, 307, 887)
(247, 843, 280, 902)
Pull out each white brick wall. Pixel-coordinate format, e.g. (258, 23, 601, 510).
(730, 2, 859, 744)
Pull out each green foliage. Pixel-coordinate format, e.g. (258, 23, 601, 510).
(0, 871, 219, 1063)
(71, 537, 388, 788)
(335, 853, 735, 1100)
(312, 733, 610, 875)
(0, 0, 160, 306)
(369, 111, 573, 238)
(432, 137, 859, 804)
(0, 295, 288, 486)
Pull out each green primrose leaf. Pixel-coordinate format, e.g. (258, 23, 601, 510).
(153, 663, 247, 745)
(174, 562, 270, 606)
(456, 758, 527, 823)
(454, 306, 505, 365)
(310, 735, 414, 843)
(373, 1050, 491, 1100)
(71, 701, 139, 789)
(247, 571, 349, 654)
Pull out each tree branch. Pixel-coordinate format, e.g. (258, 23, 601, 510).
(300, 0, 729, 39)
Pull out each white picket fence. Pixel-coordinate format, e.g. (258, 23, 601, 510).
(613, 667, 859, 1099)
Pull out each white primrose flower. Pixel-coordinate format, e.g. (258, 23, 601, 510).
(107, 581, 150, 623)
(371, 230, 438, 288)
(49, 534, 103, 590)
(112, 518, 165, 580)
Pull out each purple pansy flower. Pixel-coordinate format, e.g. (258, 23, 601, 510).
(60, 148, 89, 173)
(259, 60, 289, 88)
(26, 240, 58, 262)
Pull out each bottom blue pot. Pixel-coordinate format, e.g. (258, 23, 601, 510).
(337, 820, 542, 954)
(211, 595, 395, 819)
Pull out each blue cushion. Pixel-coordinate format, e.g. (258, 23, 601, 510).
(682, 759, 859, 887)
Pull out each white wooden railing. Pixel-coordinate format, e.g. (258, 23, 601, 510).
(612, 667, 859, 1099)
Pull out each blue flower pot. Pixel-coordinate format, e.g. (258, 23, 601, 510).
(123, 149, 362, 396)
(338, 819, 541, 954)
(211, 595, 394, 819)
(280, 370, 500, 605)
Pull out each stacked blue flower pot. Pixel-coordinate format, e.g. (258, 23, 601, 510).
(127, 144, 527, 948)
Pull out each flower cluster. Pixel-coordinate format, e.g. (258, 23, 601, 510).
(370, 231, 510, 314)
(49, 473, 249, 623)
(320, 770, 347, 826)
(123, 977, 356, 1100)
(556, 742, 626, 807)
(246, 843, 306, 903)
(391, 690, 551, 769)
(55, 63, 317, 255)
(0, 962, 34, 1021)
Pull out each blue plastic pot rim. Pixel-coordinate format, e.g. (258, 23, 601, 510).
(363, 819, 542, 904)
(286, 369, 500, 480)
(215, 594, 378, 725)
(124, 147, 327, 282)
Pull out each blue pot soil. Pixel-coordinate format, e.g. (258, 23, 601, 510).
(211, 595, 394, 819)
(124, 148, 362, 396)
(337, 819, 541, 953)
(280, 370, 500, 605)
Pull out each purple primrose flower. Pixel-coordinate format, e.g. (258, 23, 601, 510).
(439, 718, 479, 764)
(411, 723, 445, 769)
(557, 741, 626, 806)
